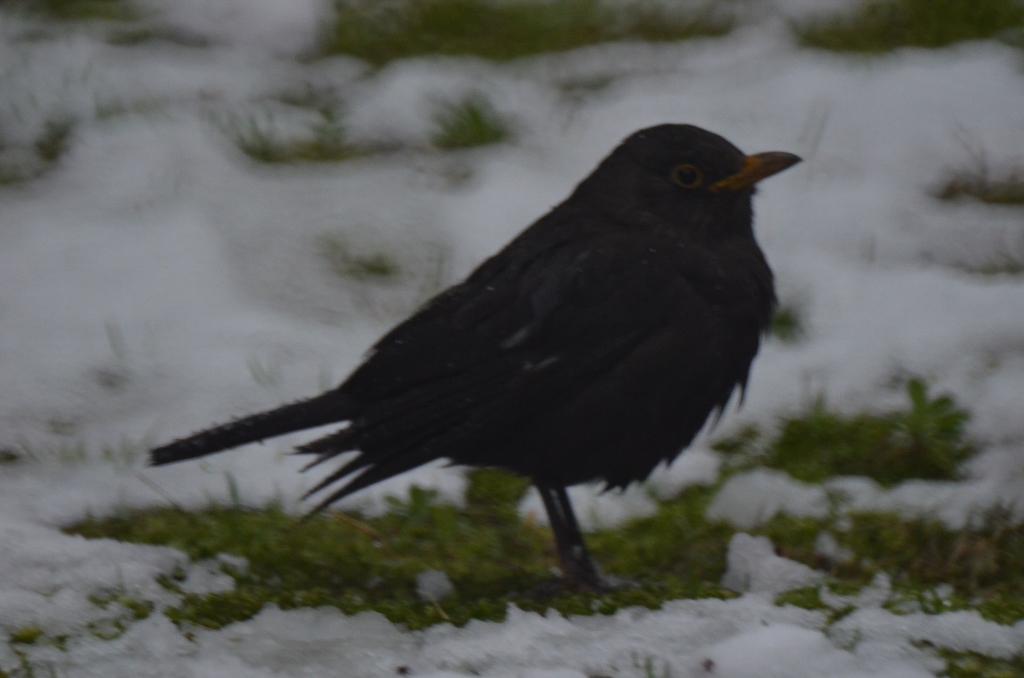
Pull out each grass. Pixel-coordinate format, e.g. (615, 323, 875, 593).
(69, 473, 737, 631)
(933, 128, 1024, 206)
(223, 110, 363, 165)
(85, 593, 155, 640)
(950, 256, 1024, 278)
(9, 626, 44, 645)
(65, 378, 1024, 638)
(319, 234, 404, 282)
(5, 592, 150, 668)
(431, 94, 512, 150)
(795, 0, 1024, 53)
(67, 480, 1024, 633)
(936, 166, 1024, 206)
(937, 648, 1024, 678)
(225, 92, 513, 163)
(325, 0, 733, 65)
(774, 585, 856, 625)
(767, 303, 804, 343)
(713, 379, 974, 486)
(0, 118, 75, 186)
(763, 509, 1024, 615)
(34, 119, 74, 163)
(933, 142, 1024, 274)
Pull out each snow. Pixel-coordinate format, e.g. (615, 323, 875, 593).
(707, 468, 830, 528)
(720, 533, 823, 594)
(2, 0, 1024, 675)
(417, 570, 455, 602)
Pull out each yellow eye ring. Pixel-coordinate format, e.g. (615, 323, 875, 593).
(672, 164, 702, 189)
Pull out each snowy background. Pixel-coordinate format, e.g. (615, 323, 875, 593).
(2, 0, 1024, 675)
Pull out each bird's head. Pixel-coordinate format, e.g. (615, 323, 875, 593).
(578, 124, 801, 239)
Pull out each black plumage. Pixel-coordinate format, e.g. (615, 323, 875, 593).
(151, 124, 800, 589)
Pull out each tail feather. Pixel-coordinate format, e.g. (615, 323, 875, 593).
(303, 451, 438, 516)
(151, 390, 354, 466)
(295, 427, 356, 457)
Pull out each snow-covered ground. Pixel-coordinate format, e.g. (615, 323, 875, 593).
(2, 1, 1024, 675)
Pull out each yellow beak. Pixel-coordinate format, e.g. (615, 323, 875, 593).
(710, 152, 802, 192)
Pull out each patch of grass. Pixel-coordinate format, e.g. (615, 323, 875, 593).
(708, 388, 1024, 626)
(711, 424, 759, 458)
(69, 485, 1024, 632)
(326, 0, 733, 65)
(225, 114, 289, 164)
(319, 234, 403, 282)
(88, 593, 154, 621)
(9, 626, 44, 645)
(936, 166, 1024, 205)
(0, 168, 23, 187)
(753, 508, 1024, 625)
(779, 582, 859, 625)
(430, 95, 511, 150)
(223, 110, 362, 165)
(85, 593, 155, 640)
(774, 516, 1015, 594)
(933, 130, 1024, 206)
(795, 0, 1024, 53)
(714, 379, 975, 486)
(67, 467, 1024, 631)
(589, 486, 735, 582)
(884, 585, 968, 616)
(767, 303, 804, 343)
(6, 0, 135, 21)
(975, 593, 1024, 626)
(633, 654, 673, 678)
(65, 384, 1024, 632)
(825, 578, 864, 596)
(341, 252, 402, 280)
(69, 470, 737, 630)
(775, 585, 826, 610)
(936, 648, 1024, 678)
(953, 254, 1024, 277)
(0, 118, 75, 186)
(751, 510, 1024, 626)
(34, 119, 74, 163)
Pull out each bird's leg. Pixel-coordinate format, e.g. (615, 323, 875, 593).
(536, 482, 606, 590)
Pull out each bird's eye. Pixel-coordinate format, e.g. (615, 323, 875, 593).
(671, 164, 703, 189)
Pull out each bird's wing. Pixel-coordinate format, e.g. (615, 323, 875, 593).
(302, 218, 753, 508)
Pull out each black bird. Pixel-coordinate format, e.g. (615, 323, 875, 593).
(151, 124, 800, 590)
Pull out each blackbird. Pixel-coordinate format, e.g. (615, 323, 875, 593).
(151, 124, 800, 590)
